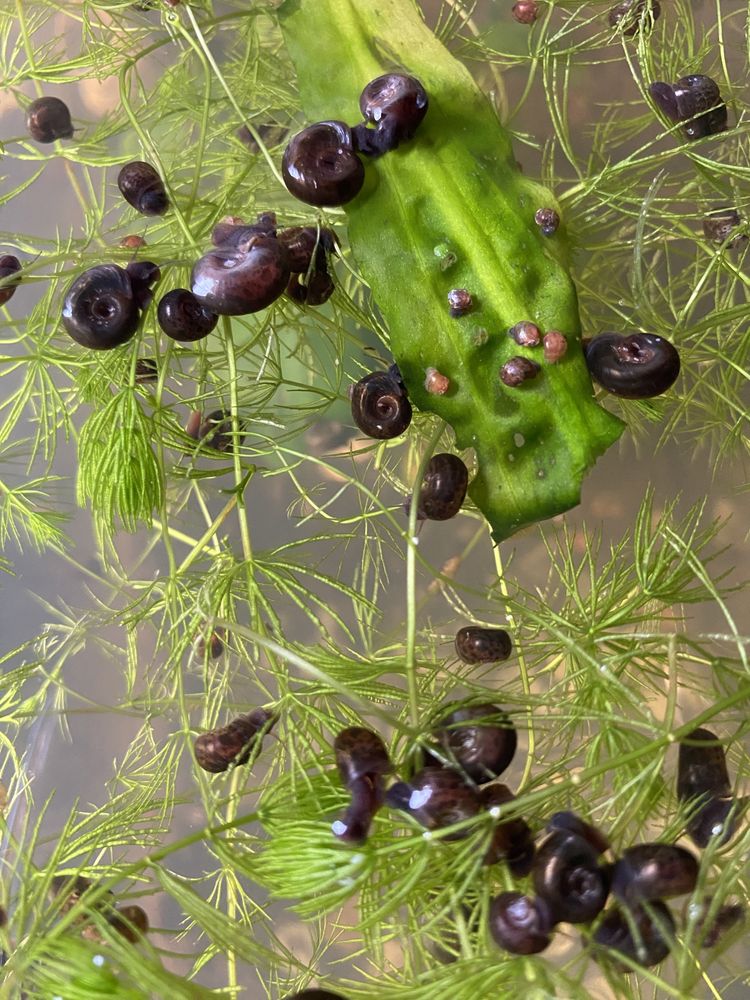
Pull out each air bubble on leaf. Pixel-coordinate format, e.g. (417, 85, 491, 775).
(514, 433, 525, 447)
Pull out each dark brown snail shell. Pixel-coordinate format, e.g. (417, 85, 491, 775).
(608, 0, 661, 34)
(481, 784, 535, 875)
(611, 843, 698, 904)
(412, 453, 468, 521)
(194, 627, 225, 660)
(434, 702, 517, 784)
(489, 892, 555, 955)
(500, 356, 541, 387)
(117, 161, 169, 216)
(107, 904, 149, 943)
(332, 773, 382, 844)
(191, 237, 290, 316)
(678, 727, 732, 800)
(533, 830, 610, 924)
(685, 796, 738, 849)
(26, 96, 74, 143)
(649, 75, 727, 140)
(511, 0, 539, 23)
(385, 766, 481, 839)
(0, 255, 22, 306)
(134, 358, 158, 384)
(350, 370, 412, 439)
(194, 708, 275, 773)
(62, 264, 140, 350)
(286, 269, 335, 306)
(125, 260, 160, 309)
(703, 208, 746, 248)
(592, 901, 675, 970)
(197, 410, 245, 453)
(547, 812, 610, 855)
(157, 288, 218, 341)
(584, 332, 680, 398)
(354, 73, 428, 156)
(333, 727, 391, 787)
(454, 626, 512, 664)
(693, 899, 745, 948)
(277, 226, 337, 273)
(211, 212, 277, 248)
(282, 121, 365, 207)
(284, 991, 348, 1000)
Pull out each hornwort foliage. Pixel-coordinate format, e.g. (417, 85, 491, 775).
(0, 0, 747, 997)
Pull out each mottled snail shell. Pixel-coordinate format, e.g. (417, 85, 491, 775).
(434, 702, 517, 783)
(386, 766, 481, 839)
(350, 370, 412, 439)
(584, 332, 680, 398)
(592, 901, 675, 970)
(333, 726, 391, 787)
(191, 237, 290, 315)
(611, 843, 699, 904)
(26, 96, 74, 143)
(608, 0, 661, 35)
(454, 626, 512, 664)
(413, 453, 469, 521)
(481, 783, 535, 875)
(62, 264, 140, 350)
(194, 708, 275, 773)
(354, 73, 428, 155)
(649, 76, 727, 140)
(282, 121, 365, 207)
(157, 288, 218, 342)
(277, 226, 337, 273)
(533, 830, 610, 924)
(107, 904, 149, 943)
(0, 255, 22, 306)
(489, 892, 555, 955)
(117, 161, 169, 216)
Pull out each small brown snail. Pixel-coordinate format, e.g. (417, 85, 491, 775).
(649, 75, 728, 140)
(350, 370, 412, 439)
(194, 627, 225, 660)
(611, 843, 698, 904)
(196, 410, 245, 453)
(447, 288, 472, 317)
(489, 891, 555, 955)
(385, 766, 481, 839)
(533, 830, 610, 924)
(409, 453, 469, 521)
(286, 269, 335, 306)
(62, 264, 140, 350)
(117, 161, 169, 216)
(702, 208, 747, 248)
(332, 727, 391, 844)
(454, 626, 512, 664)
(282, 121, 365, 207)
(690, 898, 745, 949)
(433, 702, 517, 784)
(678, 727, 739, 847)
(480, 784, 535, 875)
(608, 0, 661, 35)
(191, 238, 290, 315)
(511, 0, 539, 23)
(584, 332, 680, 398)
(509, 320, 541, 347)
(592, 901, 675, 970)
(194, 708, 276, 773)
(26, 96, 74, 143)
(0, 255, 22, 306)
(543, 330, 568, 363)
(107, 904, 149, 943)
(49, 874, 114, 914)
(500, 356, 541, 387)
(157, 288, 218, 342)
(353, 73, 428, 156)
(277, 226, 337, 273)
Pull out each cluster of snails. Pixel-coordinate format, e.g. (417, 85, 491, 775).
(281, 73, 428, 208)
(513, 0, 660, 32)
(193, 707, 276, 774)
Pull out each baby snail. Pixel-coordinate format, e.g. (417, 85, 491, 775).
(194, 708, 276, 774)
(352, 73, 428, 157)
(611, 843, 699, 904)
(509, 320, 541, 347)
(157, 288, 218, 342)
(191, 238, 290, 316)
(703, 208, 747, 249)
(433, 702, 517, 784)
(592, 901, 675, 970)
(649, 75, 728, 140)
(678, 727, 739, 848)
(194, 626, 225, 660)
(385, 766, 482, 839)
(489, 891, 555, 955)
(350, 369, 412, 439)
(282, 121, 365, 207)
(62, 264, 140, 350)
(332, 727, 391, 844)
(26, 96, 74, 143)
(117, 161, 169, 216)
(511, 0, 539, 24)
(689, 897, 745, 949)
(193, 410, 245, 453)
(534, 207, 559, 236)
(134, 358, 158, 384)
(608, 0, 661, 35)
(107, 904, 149, 944)
(447, 288, 473, 317)
(543, 330, 568, 364)
(480, 784, 535, 875)
(533, 828, 610, 924)
(124, 260, 160, 309)
(584, 332, 680, 398)
(424, 367, 450, 395)
(454, 625, 512, 664)
(500, 356, 541, 387)
(408, 453, 469, 521)
(0, 255, 22, 306)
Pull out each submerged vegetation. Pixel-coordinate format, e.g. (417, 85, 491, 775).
(0, 0, 747, 997)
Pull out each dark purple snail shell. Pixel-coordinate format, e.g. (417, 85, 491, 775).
(611, 843, 699, 904)
(107, 904, 149, 943)
(194, 708, 275, 773)
(333, 727, 391, 787)
(350, 370, 412, 439)
(62, 264, 140, 350)
(0, 255, 22, 306)
(592, 901, 675, 970)
(413, 454, 469, 521)
(386, 766, 481, 839)
(489, 892, 555, 955)
(332, 774, 382, 844)
(197, 410, 245, 453)
(678, 728, 732, 800)
(125, 260, 160, 309)
(157, 288, 219, 342)
(282, 121, 365, 207)
(434, 702, 517, 783)
(608, 0, 661, 34)
(26, 96, 74, 143)
(684, 795, 738, 849)
(547, 812, 610, 855)
(191, 237, 290, 315)
(533, 830, 610, 924)
(355, 73, 428, 155)
(584, 332, 680, 398)
(286, 269, 335, 306)
(481, 784, 535, 875)
(649, 75, 727, 140)
(117, 161, 169, 216)
(283, 991, 348, 1000)
(454, 626, 512, 664)
(211, 212, 278, 248)
(277, 226, 337, 273)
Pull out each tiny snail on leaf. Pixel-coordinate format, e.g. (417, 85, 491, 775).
(194, 708, 276, 773)
(611, 843, 699, 904)
(408, 453, 469, 521)
(282, 121, 365, 206)
(62, 264, 140, 350)
(433, 702, 517, 783)
(592, 901, 675, 970)
(534, 207, 559, 236)
(350, 370, 412, 439)
(489, 891, 555, 955)
(0, 255, 22, 306)
(500, 356, 541, 387)
(584, 332, 680, 398)
(649, 75, 728, 140)
(191, 238, 290, 315)
(117, 161, 169, 216)
(26, 96, 75, 143)
(509, 320, 541, 347)
(533, 830, 610, 924)
(454, 626, 512, 664)
(157, 288, 219, 342)
(354, 73, 428, 156)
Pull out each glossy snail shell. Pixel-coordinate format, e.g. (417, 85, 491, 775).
(413, 453, 469, 521)
(350, 370, 412, 439)
(194, 708, 275, 773)
(0, 255, 22, 306)
(489, 892, 555, 955)
(333, 727, 391, 787)
(434, 702, 517, 783)
(386, 766, 481, 839)
(649, 75, 727, 140)
(533, 830, 610, 923)
(584, 332, 680, 398)
(454, 626, 512, 664)
(26, 96, 74, 143)
(592, 901, 674, 970)
(62, 264, 140, 350)
(117, 161, 169, 216)
(611, 842, 699, 904)
(282, 121, 364, 207)
(157, 288, 218, 342)
(358, 73, 428, 147)
(191, 237, 290, 315)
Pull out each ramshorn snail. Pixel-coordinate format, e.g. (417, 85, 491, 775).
(62, 264, 140, 350)
(678, 727, 739, 847)
(353, 73, 428, 156)
(533, 830, 610, 924)
(454, 626, 512, 664)
(611, 843, 699, 904)
(592, 901, 675, 970)
(584, 332, 680, 398)
(157, 288, 219, 342)
(433, 702, 517, 784)
(26, 96, 74, 143)
(649, 75, 728, 140)
(117, 161, 169, 216)
(489, 892, 555, 955)
(194, 708, 276, 773)
(409, 453, 469, 521)
(332, 727, 391, 844)
(350, 370, 412, 439)
(282, 121, 365, 207)
(191, 238, 290, 316)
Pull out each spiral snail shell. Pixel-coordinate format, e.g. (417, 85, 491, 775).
(584, 332, 680, 398)
(26, 96, 74, 143)
(611, 843, 699, 904)
(353, 73, 428, 156)
(592, 901, 675, 970)
(157, 288, 218, 342)
(62, 264, 140, 350)
(282, 121, 365, 207)
(350, 370, 412, 439)
(649, 75, 727, 140)
(433, 702, 517, 784)
(489, 892, 555, 955)
(533, 830, 610, 924)
(117, 161, 169, 216)
(191, 237, 290, 315)
(410, 453, 468, 521)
